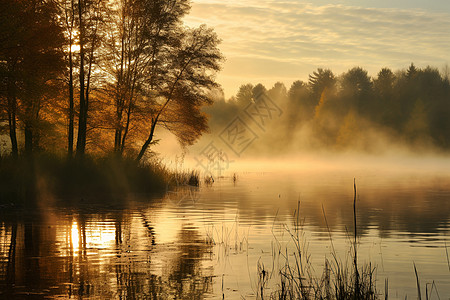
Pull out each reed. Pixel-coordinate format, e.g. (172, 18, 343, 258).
(445, 241, 450, 272)
(257, 180, 378, 300)
(414, 263, 422, 300)
(413, 264, 442, 300)
(255, 180, 446, 299)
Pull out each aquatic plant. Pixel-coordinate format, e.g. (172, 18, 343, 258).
(255, 180, 446, 299)
(256, 181, 378, 299)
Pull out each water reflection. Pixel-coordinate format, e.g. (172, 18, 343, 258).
(196, 171, 450, 237)
(0, 206, 214, 299)
(0, 170, 449, 298)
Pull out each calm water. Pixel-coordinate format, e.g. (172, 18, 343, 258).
(1, 162, 450, 299)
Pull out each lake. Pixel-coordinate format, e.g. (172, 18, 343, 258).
(1, 157, 450, 299)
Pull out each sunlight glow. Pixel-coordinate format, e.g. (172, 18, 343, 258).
(70, 44, 80, 52)
(70, 222, 79, 254)
(70, 220, 116, 256)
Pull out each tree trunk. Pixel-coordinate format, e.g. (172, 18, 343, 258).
(77, 2, 98, 157)
(135, 59, 191, 162)
(120, 68, 138, 154)
(136, 118, 157, 162)
(64, 0, 76, 158)
(114, 92, 124, 154)
(7, 107, 18, 158)
(68, 32, 74, 158)
(7, 78, 18, 158)
(76, 0, 86, 158)
(114, 128, 122, 153)
(114, 12, 126, 155)
(113, 90, 124, 154)
(120, 101, 132, 153)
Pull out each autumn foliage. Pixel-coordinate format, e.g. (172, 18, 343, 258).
(0, 0, 223, 161)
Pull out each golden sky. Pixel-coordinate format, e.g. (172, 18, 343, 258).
(184, 0, 450, 98)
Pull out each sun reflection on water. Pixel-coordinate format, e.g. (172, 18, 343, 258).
(69, 220, 116, 256)
(70, 222, 78, 253)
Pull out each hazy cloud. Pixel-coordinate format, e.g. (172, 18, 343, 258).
(185, 1, 450, 96)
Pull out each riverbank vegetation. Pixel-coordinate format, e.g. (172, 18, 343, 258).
(0, 0, 221, 200)
(0, 154, 198, 204)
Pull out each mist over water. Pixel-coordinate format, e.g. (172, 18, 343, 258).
(1, 162, 449, 299)
(2, 0, 450, 298)
(163, 117, 450, 298)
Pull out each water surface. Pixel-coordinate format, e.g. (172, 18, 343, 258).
(1, 163, 449, 299)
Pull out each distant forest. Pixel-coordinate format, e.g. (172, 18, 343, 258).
(206, 64, 450, 153)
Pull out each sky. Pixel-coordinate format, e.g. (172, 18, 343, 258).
(184, 0, 450, 98)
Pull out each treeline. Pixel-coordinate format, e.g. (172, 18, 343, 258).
(0, 0, 222, 161)
(207, 64, 450, 153)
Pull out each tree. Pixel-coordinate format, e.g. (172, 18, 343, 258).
(76, 0, 108, 157)
(373, 67, 396, 124)
(1, 0, 223, 161)
(59, 0, 77, 157)
(203, 90, 238, 132)
(287, 80, 312, 124)
(252, 83, 267, 99)
(341, 67, 372, 96)
(288, 80, 307, 101)
(414, 67, 448, 147)
(268, 82, 287, 104)
(136, 25, 222, 162)
(340, 67, 373, 115)
(374, 68, 395, 98)
(283, 81, 308, 141)
(0, 0, 23, 157)
(0, 0, 65, 156)
(235, 83, 254, 107)
(0, 58, 19, 157)
(308, 68, 336, 102)
(406, 63, 418, 80)
(103, 0, 191, 156)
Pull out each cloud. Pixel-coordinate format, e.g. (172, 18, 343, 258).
(184, 1, 450, 96)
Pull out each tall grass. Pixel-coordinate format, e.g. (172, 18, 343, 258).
(0, 154, 193, 204)
(413, 263, 442, 300)
(256, 180, 445, 299)
(259, 226, 377, 299)
(257, 181, 378, 300)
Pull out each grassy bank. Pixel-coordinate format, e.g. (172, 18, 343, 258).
(0, 154, 198, 205)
